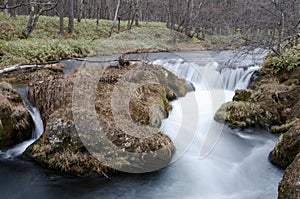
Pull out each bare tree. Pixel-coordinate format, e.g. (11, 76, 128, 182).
(109, 0, 121, 36)
(77, 0, 84, 22)
(22, 0, 58, 38)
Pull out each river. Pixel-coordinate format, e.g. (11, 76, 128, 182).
(0, 50, 283, 199)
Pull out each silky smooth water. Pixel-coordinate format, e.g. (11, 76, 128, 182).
(0, 50, 283, 199)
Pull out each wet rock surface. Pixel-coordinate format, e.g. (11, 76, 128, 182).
(24, 62, 188, 176)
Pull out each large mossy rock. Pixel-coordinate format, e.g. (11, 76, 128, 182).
(25, 62, 188, 176)
(278, 153, 300, 199)
(214, 101, 265, 128)
(0, 82, 32, 147)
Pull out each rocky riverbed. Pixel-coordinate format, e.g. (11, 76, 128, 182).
(215, 50, 300, 199)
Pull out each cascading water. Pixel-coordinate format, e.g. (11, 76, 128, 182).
(1, 87, 44, 159)
(152, 52, 283, 199)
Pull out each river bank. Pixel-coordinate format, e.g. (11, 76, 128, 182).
(215, 46, 300, 199)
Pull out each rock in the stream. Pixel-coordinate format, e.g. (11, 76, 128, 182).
(278, 153, 300, 199)
(25, 62, 188, 176)
(214, 101, 265, 129)
(0, 82, 32, 147)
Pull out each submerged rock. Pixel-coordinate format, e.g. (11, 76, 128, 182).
(0, 82, 32, 147)
(278, 153, 300, 199)
(25, 62, 188, 176)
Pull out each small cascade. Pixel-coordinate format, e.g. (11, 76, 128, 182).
(1, 87, 44, 159)
(153, 58, 259, 91)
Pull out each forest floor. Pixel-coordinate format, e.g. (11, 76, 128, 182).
(0, 14, 242, 69)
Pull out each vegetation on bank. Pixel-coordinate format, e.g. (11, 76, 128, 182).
(0, 14, 169, 68)
(0, 14, 244, 69)
(264, 45, 300, 74)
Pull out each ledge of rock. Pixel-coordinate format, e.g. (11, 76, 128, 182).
(24, 62, 188, 176)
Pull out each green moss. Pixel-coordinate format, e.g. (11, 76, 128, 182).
(264, 45, 300, 74)
(233, 89, 253, 102)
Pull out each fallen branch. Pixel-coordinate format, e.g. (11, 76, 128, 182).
(0, 63, 62, 75)
(72, 58, 143, 63)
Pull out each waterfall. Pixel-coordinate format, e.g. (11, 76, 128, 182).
(1, 87, 44, 159)
(152, 54, 282, 199)
(154, 57, 260, 159)
(153, 58, 260, 91)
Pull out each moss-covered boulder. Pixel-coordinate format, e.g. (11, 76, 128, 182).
(0, 82, 32, 147)
(269, 120, 300, 169)
(24, 62, 188, 176)
(214, 101, 264, 128)
(278, 153, 300, 199)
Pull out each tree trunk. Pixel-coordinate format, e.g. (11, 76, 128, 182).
(109, 0, 121, 36)
(127, 1, 132, 30)
(8, 0, 16, 17)
(68, 0, 74, 34)
(3, 0, 9, 16)
(167, 0, 175, 31)
(77, 0, 84, 22)
(58, 0, 64, 37)
(135, 12, 139, 27)
(184, 0, 193, 37)
(23, 0, 38, 38)
(96, 0, 101, 33)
